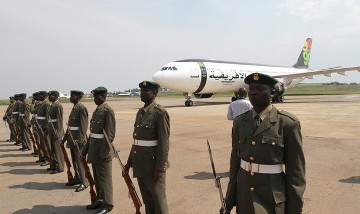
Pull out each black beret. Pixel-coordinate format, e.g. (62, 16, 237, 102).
(244, 73, 279, 88)
(91, 86, 107, 95)
(48, 90, 60, 97)
(70, 90, 84, 96)
(9, 96, 14, 99)
(139, 81, 160, 92)
(18, 93, 27, 97)
(32, 91, 39, 97)
(14, 94, 19, 98)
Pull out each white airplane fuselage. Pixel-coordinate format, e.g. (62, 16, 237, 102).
(153, 59, 306, 94)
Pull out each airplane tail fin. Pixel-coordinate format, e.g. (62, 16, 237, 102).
(293, 38, 312, 69)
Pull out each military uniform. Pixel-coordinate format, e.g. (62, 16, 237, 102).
(48, 91, 65, 172)
(18, 93, 32, 150)
(126, 81, 170, 214)
(224, 73, 305, 214)
(82, 87, 115, 212)
(12, 95, 22, 145)
(36, 92, 51, 162)
(63, 91, 89, 187)
(3, 97, 15, 141)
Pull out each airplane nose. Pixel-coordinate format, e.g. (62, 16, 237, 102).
(152, 71, 164, 85)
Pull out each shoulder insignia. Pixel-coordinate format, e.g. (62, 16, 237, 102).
(277, 109, 298, 121)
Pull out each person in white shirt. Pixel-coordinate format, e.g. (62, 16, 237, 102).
(227, 88, 253, 120)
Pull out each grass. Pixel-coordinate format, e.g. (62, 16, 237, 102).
(1, 83, 359, 105)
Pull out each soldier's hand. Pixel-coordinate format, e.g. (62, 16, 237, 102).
(153, 170, 164, 181)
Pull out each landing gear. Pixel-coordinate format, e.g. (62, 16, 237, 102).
(272, 95, 284, 103)
(184, 92, 193, 107)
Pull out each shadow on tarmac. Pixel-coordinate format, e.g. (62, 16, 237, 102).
(9, 181, 72, 191)
(13, 204, 88, 214)
(338, 176, 360, 184)
(184, 171, 229, 180)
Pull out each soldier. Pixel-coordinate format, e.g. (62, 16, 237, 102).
(11, 94, 22, 146)
(222, 73, 306, 214)
(18, 93, 32, 151)
(124, 81, 170, 214)
(30, 91, 41, 156)
(35, 91, 51, 164)
(3, 96, 16, 141)
(82, 87, 115, 214)
(62, 90, 89, 192)
(47, 90, 65, 174)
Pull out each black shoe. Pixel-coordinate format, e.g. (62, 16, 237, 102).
(66, 180, 81, 186)
(46, 167, 56, 171)
(40, 162, 50, 166)
(36, 159, 46, 163)
(75, 184, 87, 192)
(86, 201, 102, 210)
(96, 208, 110, 214)
(50, 170, 62, 174)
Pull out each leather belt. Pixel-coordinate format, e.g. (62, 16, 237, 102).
(12, 112, 19, 114)
(90, 133, 104, 139)
(240, 159, 283, 174)
(37, 116, 46, 120)
(69, 126, 80, 130)
(134, 139, 158, 147)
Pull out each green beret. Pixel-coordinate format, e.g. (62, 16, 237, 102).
(91, 86, 107, 95)
(38, 91, 48, 96)
(70, 90, 84, 96)
(139, 81, 160, 92)
(48, 90, 60, 97)
(244, 73, 279, 88)
(18, 93, 27, 97)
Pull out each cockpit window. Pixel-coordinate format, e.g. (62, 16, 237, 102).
(161, 66, 177, 71)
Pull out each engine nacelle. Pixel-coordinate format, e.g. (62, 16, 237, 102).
(194, 93, 214, 99)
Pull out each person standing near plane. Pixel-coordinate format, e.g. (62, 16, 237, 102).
(82, 87, 115, 214)
(222, 73, 306, 214)
(124, 80, 170, 214)
(62, 90, 89, 192)
(227, 88, 252, 120)
(47, 90, 65, 174)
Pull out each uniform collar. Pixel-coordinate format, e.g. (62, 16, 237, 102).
(252, 104, 272, 121)
(143, 101, 156, 113)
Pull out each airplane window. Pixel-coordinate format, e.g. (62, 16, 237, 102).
(172, 67, 177, 70)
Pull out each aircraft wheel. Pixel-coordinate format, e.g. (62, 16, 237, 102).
(188, 100, 193, 106)
(185, 100, 193, 107)
(278, 96, 284, 102)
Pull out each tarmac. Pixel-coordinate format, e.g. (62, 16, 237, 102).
(1, 95, 360, 214)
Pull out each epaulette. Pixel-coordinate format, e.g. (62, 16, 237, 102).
(154, 104, 167, 112)
(277, 109, 298, 121)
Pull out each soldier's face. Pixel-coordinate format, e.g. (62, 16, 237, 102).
(94, 94, 106, 105)
(140, 88, 157, 103)
(248, 83, 273, 107)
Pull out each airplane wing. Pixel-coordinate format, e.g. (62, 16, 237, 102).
(273, 66, 360, 80)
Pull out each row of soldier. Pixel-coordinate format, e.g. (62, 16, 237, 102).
(3, 74, 305, 214)
(3, 81, 170, 214)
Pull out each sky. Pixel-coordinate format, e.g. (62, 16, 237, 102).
(1, 0, 359, 99)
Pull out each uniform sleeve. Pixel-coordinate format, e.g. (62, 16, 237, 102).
(224, 120, 240, 208)
(78, 107, 89, 145)
(155, 110, 170, 172)
(104, 108, 116, 143)
(285, 120, 306, 213)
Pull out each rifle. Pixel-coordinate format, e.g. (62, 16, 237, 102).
(20, 115, 40, 155)
(103, 129, 142, 214)
(66, 124, 96, 204)
(34, 117, 55, 164)
(207, 140, 227, 214)
(30, 119, 44, 159)
(47, 116, 74, 183)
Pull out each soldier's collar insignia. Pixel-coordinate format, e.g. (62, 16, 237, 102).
(254, 73, 259, 81)
(143, 81, 147, 86)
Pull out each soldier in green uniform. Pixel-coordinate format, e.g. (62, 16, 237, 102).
(35, 91, 51, 164)
(82, 87, 115, 214)
(12, 94, 22, 146)
(222, 73, 306, 214)
(30, 92, 41, 157)
(47, 91, 65, 174)
(3, 96, 16, 141)
(18, 93, 32, 151)
(124, 81, 170, 214)
(62, 90, 89, 192)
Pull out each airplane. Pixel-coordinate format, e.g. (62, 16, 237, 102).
(152, 38, 360, 106)
(59, 92, 70, 99)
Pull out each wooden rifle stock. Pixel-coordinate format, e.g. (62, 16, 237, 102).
(20, 116, 39, 153)
(48, 116, 74, 183)
(66, 125, 97, 204)
(103, 130, 142, 214)
(30, 122, 44, 160)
